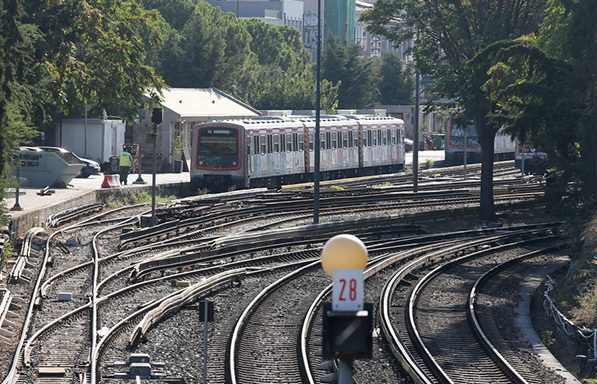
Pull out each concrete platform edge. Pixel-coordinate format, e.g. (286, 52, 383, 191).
(8, 183, 182, 238)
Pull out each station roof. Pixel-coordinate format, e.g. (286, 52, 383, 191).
(151, 88, 261, 120)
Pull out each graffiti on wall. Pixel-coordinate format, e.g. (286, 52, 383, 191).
(304, 12, 318, 49)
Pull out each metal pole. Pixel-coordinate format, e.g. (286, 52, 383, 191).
(203, 299, 209, 384)
(413, 72, 420, 192)
(521, 141, 525, 176)
(134, 122, 146, 184)
(313, 0, 322, 224)
(151, 123, 157, 226)
(337, 357, 354, 384)
(84, 103, 88, 157)
(463, 127, 467, 180)
(11, 159, 23, 211)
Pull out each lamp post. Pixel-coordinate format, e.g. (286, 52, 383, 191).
(150, 122, 158, 226)
(11, 152, 23, 211)
(149, 108, 163, 227)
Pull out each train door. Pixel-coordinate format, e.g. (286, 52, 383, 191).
(252, 130, 267, 178)
(282, 129, 295, 175)
(371, 126, 379, 167)
(397, 125, 405, 164)
(306, 126, 315, 173)
(297, 129, 305, 174)
(271, 130, 281, 176)
(330, 126, 339, 170)
(361, 126, 371, 167)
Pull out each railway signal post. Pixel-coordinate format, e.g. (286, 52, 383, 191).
(321, 234, 373, 383)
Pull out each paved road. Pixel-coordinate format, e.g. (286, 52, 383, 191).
(405, 149, 445, 166)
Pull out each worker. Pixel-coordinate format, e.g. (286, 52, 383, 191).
(119, 146, 133, 185)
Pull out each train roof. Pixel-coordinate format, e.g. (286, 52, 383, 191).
(196, 115, 404, 130)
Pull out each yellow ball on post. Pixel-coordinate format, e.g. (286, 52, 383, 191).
(321, 234, 368, 277)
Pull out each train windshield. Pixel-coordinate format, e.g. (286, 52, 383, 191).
(196, 127, 240, 169)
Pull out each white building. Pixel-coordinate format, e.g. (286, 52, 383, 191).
(139, 88, 260, 172)
(53, 118, 126, 163)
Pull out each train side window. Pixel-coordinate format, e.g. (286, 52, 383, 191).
(287, 133, 293, 152)
(343, 131, 348, 148)
(280, 134, 285, 152)
(372, 130, 377, 146)
(331, 132, 337, 149)
(378, 130, 382, 146)
(267, 135, 273, 153)
(338, 131, 342, 148)
(254, 135, 260, 154)
(299, 133, 305, 151)
(362, 129, 368, 146)
(274, 134, 280, 153)
(308, 133, 314, 150)
(261, 135, 267, 154)
(293, 133, 298, 151)
(382, 130, 387, 146)
(326, 132, 331, 150)
(353, 130, 359, 147)
(391, 129, 396, 145)
(320, 132, 325, 150)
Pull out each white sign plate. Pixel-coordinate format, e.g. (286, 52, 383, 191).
(332, 269, 364, 311)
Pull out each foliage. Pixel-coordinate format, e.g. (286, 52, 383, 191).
(105, 191, 175, 208)
(477, 0, 597, 207)
(0, 0, 39, 202)
(378, 51, 414, 105)
(23, 0, 167, 119)
(321, 34, 380, 109)
(241, 19, 310, 73)
(244, 66, 340, 111)
(362, 0, 548, 220)
(540, 330, 555, 348)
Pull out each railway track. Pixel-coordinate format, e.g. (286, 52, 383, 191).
(379, 227, 568, 384)
(1, 169, 570, 384)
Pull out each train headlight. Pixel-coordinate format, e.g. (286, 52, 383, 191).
(199, 160, 204, 165)
(232, 161, 237, 166)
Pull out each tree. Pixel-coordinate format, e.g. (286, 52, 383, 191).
(321, 35, 380, 109)
(362, 0, 548, 220)
(0, 0, 38, 202)
(244, 66, 339, 111)
(478, 1, 597, 210)
(23, 0, 167, 119)
(378, 51, 414, 105)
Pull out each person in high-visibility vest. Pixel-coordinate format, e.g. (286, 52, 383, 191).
(119, 146, 133, 185)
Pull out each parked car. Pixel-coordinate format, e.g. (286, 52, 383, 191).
(38, 146, 101, 178)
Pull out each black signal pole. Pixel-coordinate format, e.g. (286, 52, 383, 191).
(313, 0, 322, 224)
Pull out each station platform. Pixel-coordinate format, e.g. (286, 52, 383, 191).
(2, 171, 190, 238)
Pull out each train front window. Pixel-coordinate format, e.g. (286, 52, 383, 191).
(196, 127, 239, 169)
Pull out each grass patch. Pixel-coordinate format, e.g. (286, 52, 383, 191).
(105, 191, 176, 208)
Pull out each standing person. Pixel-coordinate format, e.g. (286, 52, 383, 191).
(119, 146, 133, 185)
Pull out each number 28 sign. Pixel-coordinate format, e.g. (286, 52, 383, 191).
(332, 269, 364, 311)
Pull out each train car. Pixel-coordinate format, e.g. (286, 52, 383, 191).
(515, 141, 548, 174)
(191, 115, 405, 190)
(444, 120, 516, 165)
